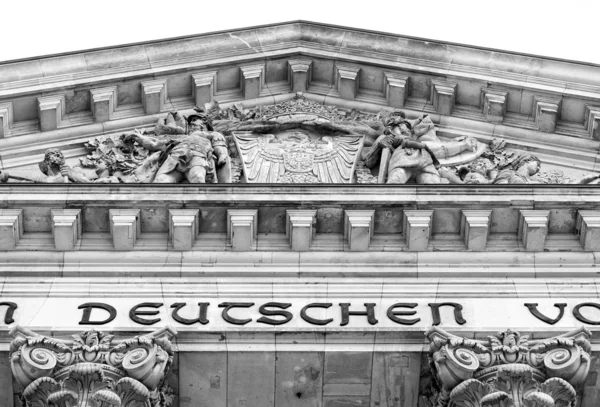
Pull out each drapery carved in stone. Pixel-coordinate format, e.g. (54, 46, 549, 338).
(9, 325, 176, 407)
(426, 326, 591, 407)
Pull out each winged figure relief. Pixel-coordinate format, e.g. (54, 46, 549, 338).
(234, 130, 364, 183)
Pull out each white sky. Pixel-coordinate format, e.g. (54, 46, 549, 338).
(2, 0, 599, 65)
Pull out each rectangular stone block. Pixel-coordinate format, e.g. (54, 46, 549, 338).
(286, 210, 317, 251)
(576, 210, 600, 251)
(344, 210, 375, 251)
(533, 95, 561, 133)
(227, 209, 257, 251)
(179, 352, 227, 407)
(481, 89, 507, 123)
(584, 105, 600, 140)
(192, 71, 217, 107)
(0, 352, 14, 407)
(240, 64, 265, 100)
(90, 86, 117, 122)
(169, 209, 199, 250)
(228, 352, 275, 407)
(460, 210, 491, 251)
(384, 72, 409, 108)
(0, 102, 13, 138)
(38, 94, 66, 131)
(51, 209, 82, 251)
(335, 63, 360, 100)
(0, 209, 23, 250)
(109, 209, 141, 250)
(370, 353, 420, 407)
(141, 79, 167, 114)
(403, 210, 433, 251)
(430, 80, 457, 115)
(275, 351, 323, 407)
(288, 59, 313, 93)
(518, 209, 549, 251)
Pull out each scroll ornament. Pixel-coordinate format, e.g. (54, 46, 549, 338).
(9, 326, 176, 407)
(426, 326, 591, 407)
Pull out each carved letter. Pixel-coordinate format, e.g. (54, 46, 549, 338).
(0, 302, 17, 324)
(387, 303, 420, 325)
(257, 302, 293, 325)
(171, 302, 209, 325)
(524, 303, 566, 325)
(428, 302, 466, 326)
(218, 302, 254, 325)
(339, 303, 378, 326)
(78, 302, 117, 325)
(301, 303, 333, 325)
(573, 302, 600, 325)
(129, 302, 163, 325)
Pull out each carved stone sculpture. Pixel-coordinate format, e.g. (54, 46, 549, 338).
(426, 326, 591, 407)
(9, 325, 176, 407)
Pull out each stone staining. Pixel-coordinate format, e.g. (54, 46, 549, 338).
(426, 326, 591, 407)
(9, 325, 177, 407)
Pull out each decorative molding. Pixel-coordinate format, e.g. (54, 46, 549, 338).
(51, 209, 82, 251)
(169, 209, 200, 250)
(576, 210, 600, 251)
(383, 72, 409, 108)
(481, 88, 507, 123)
(344, 210, 375, 251)
(141, 79, 167, 115)
(426, 326, 591, 407)
(534, 95, 562, 133)
(288, 59, 313, 93)
(9, 325, 176, 407)
(285, 209, 317, 251)
(240, 64, 265, 99)
(0, 102, 13, 138)
(403, 210, 433, 251)
(37, 93, 66, 131)
(0, 209, 23, 250)
(227, 209, 257, 251)
(460, 210, 491, 251)
(518, 209, 550, 251)
(335, 63, 360, 100)
(192, 71, 217, 107)
(430, 80, 457, 115)
(109, 209, 141, 250)
(584, 105, 600, 140)
(90, 86, 118, 122)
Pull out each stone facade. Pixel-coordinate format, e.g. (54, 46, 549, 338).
(0, 22, 599, 407)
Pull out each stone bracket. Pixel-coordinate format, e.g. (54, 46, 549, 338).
(288, 59, 313, 93)
(169, 209, 200, 251)
(38, 93, 66, 131)
(430, 80, 457, 115)
(192, 71, 217, 107)
(51, 209, 82, 251)
(286, 210, 317, 251)
(240, 64, 265, 99)
(533, 95, 562, 133)
(576, 210, 600, 251)
(460, 210, 491, 251)
(481, 88, 507, 123)
(584, 105, 600, 140)
(141, 79, 167, 115)
(0, 102, 13, 138)
(0, 209, 23, 250)
(90, 86, 118, 122)
(109, 209, 141, 250)
(344, 210, 375, 251)
(227, 209, 257, 251)
(518, 209, 549, 251)
(384, 72, 409, 108)
(335, 63, 360, 100)
(403, 210, 433, 251)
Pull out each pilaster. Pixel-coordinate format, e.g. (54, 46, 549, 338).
(584, 105, 600, 140)
(576, 210, 600, 251)
(141, 79, 167, 115)
(288, 59, 312, 92)
(51, 209, 82, 251)
(344, 210, 375, 251)
(192, 71, 217, 107)
(518, 209, 550, 251)
(240, 64, 265, 99)
(169, 209, 200, 250)
(430, 80, 457, 115)
(460, 210, 491, 251)
(533, 95, 562, 133)
(109, 209, 141, 250)
(335, 63, 360, 100)
(89, 86, 117, 122)
(227, 209, 257, 251)
(481, 88, 507, 123)
(37, 93, 66, 131)
(0, 102, 13, 138)
(0, 209, 23, 250)
(403, 210, 433, 251)
(384, 72, 409, 108)
(285, 210, 317, 251)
